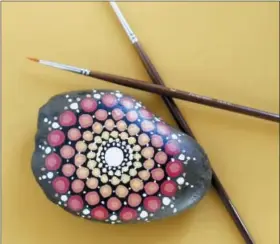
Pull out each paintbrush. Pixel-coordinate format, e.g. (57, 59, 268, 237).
(109, 2, 255, 244)
(27, 57, 279, 124)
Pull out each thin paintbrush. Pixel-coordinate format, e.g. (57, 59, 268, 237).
(109, 2, 255, 244)
(27, 57, 279, 124)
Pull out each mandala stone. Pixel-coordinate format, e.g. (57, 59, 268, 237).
(31, 90, 212, 224)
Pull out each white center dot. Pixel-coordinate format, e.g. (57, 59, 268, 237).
(105, 147, 124, 167)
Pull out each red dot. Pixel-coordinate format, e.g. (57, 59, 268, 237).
(91, 206, 109, 220)
(166, 160, 184, 178)
(151, 135, 164, 148)
(144, 182, 159, 195)
(71, 179, 85, 193)
(60, 145, 75, 159)
(102, 94, 117, 108)
(143, 196, 161, 212)
(151, 168, 165, 181)
(164, 140, 181, 156)
(160, 180, 177, 197)
(80, 98, 97, 112)
(112, 108, 124, 121)
(59, 111, 77, 127)
(107, 197, 122, 211)
(120, 97, 134, 109)
(52, 176, 70, 194)
(127, 193, 142, 207)
(47, 130, 65, 147)
(154, 151, 168, 164)
(67, 195, 84, 211)
(45, 153, 62, 171)
(95, 109, 108, 121)
(156, 122, 171, 136)
(67, 128, 81, 141)
(62, 164, 76, 177)
(126, 110, 138, 122)
(119, 207, 137, 221)
(85, 191, 100, 206)
(139, 108, 153, 119)
(79, 114, 93, 128)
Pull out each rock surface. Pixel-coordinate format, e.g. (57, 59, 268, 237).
(31, 89, 212, 224)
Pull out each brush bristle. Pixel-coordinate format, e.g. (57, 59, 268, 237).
(27, 57, 39, 62)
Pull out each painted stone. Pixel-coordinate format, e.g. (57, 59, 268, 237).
(31, 89, 212, 224)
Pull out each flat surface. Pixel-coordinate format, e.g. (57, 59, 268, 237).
(2, 2, 279, 244)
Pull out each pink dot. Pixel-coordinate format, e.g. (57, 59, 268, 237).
(102, 94, 117, 108)
(166, 160, 184, 178)
(144, 182, 159, 195)
(160, 180, 177, 197)
(141, 120, 155, 132)
(126, 110, 138, 122)
(155, 151, 168, 164)
(119, 207, 137, 221)
(164, 140, 181, 156)
(156, 122, 171, 136)
(139, 108, 153, 119)
(151, 135, 164, 148)
(151, 168, 165, 181)
(47, 130, 65, 147)
(79, 114, 93, 128)
(143, 196, 161, 213)
(127, 193, 142, 207)
(67, 195, 84, 211)
(120, 97, 134, 109)
(45, 153, 62, 171)
(71, 179, 85, 193)
(85, 191, 100, 205)
(107, 197, 122, 211)
(95, 109, 108, 121)
(80, 98, 97, 112)
(52, 176, 70, 194)
(67, 128, 81, 141)
(59, 111, 77, 127)
(62, 164, 76, 177)
(91, 206, 109, 220)
(112, 108, 124, 121)
(60, 145, 75, 159)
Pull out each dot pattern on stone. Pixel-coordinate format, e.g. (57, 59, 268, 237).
(32, 90, 212, 224)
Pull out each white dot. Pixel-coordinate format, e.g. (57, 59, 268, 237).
(178, 154, 185, 161)
(176, 177, 184, 185)
(94, 94, 101, 99)
(162, 197, 171, 206)
(171, 134, 178, 139)
(70, 103, 78, 109)
(140, 211, 148, 218)
(110, 215, 117, 221)
(44, 118, 48, 122)
(61, 195, 68, 201)
(47, 172, 54, 179)
(170, 204, 174, 208)
(42, 175, 47, 179)
(45, 147, 51, 154)
(105, 147, 124, 167)
(83, 209, 90, 215)
(173, 208, 177, 213)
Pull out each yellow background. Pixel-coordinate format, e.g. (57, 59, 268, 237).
(2, 2, 279, 244)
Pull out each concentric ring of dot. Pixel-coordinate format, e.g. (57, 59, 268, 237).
(37, 91, 196, 224)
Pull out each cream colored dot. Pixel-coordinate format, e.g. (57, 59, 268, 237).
(121, 174, 130, 184)
(75, 154, 86, 166)
(116, 120, 127, 131)
(138, 133, 150, 146)
(94, 136, 102, 144)
(130, 178, 144, 192)
(76, 141, 87, 152)
(120, 132, 128, 140)
(129, 168, 137, 176)
(76, 167, 89, 179)
(133, 161, 142, 169)
(128, 124, 140, 136)
(87, 151, 96, 159)
(92, 122, 103, 134)
(88, 143, 98, 151)
(128, 137, 136, 145)
(133, 145, 141, 152)
(83, 131, 93, 141)
(138, 170, 151, 181)
(141, 147, 155, 159)
(87, 160, 97, 170)
(134, 153, 141, 160)
(115, 170, 121, 176)
(122, 166, 129, 172)
(105, 119, 115, 131)
(101, 131, 110, 140)
(100, 174, 109, 183)
(110, 131, 119, 139)
(86, 178, 98, 189)
(144, 159, 155, 169)
(116, 185, 129, 198)
(111, 176, 120, 185)
(100, 185, 112, 198)
(92, 168, 101, 177)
